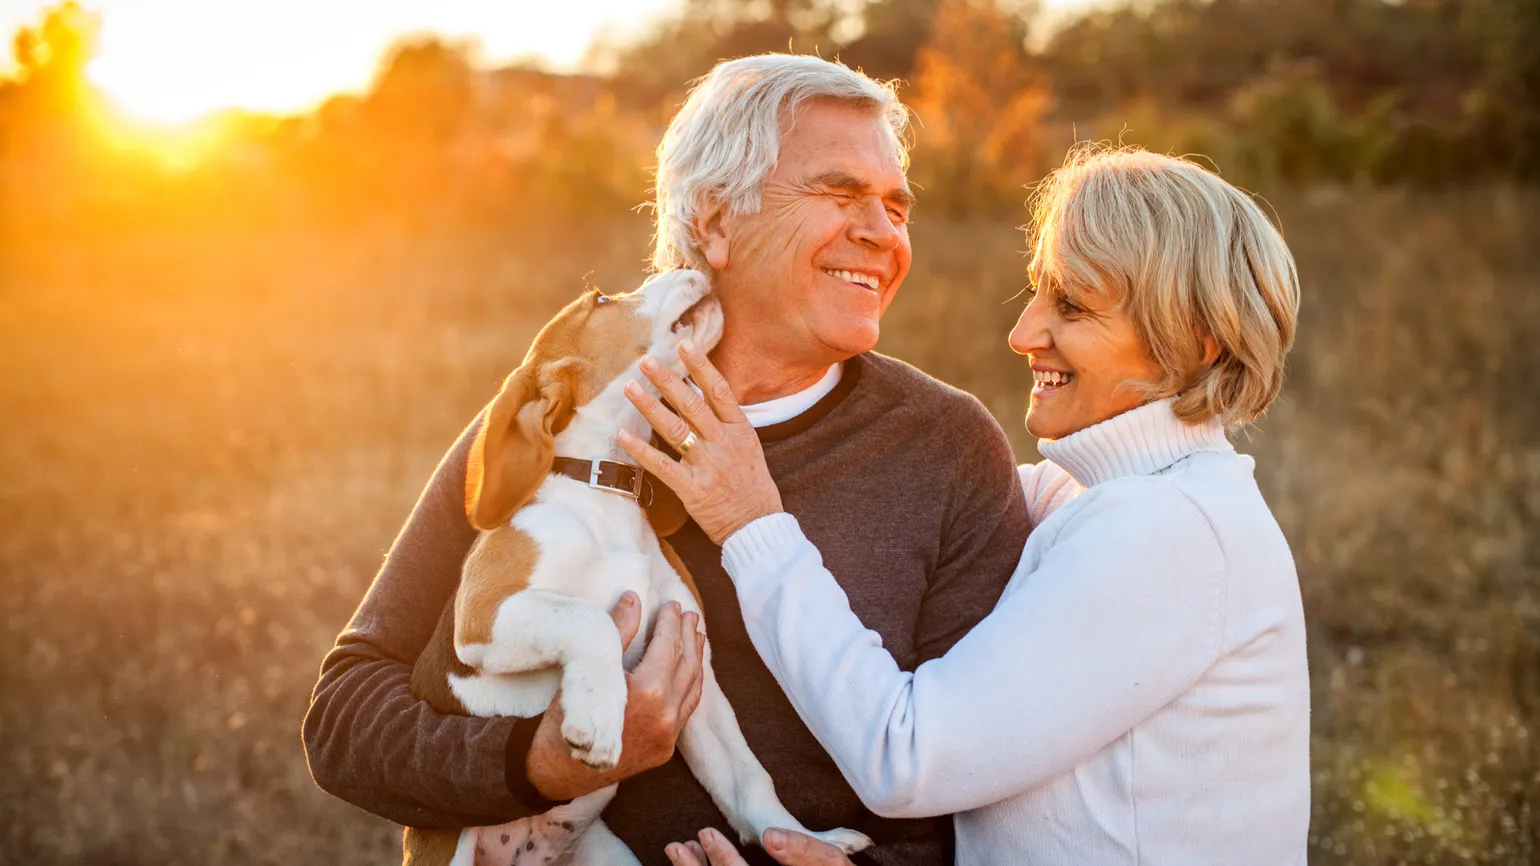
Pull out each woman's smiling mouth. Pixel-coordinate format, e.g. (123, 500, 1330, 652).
(1032, 368, 1075, 395)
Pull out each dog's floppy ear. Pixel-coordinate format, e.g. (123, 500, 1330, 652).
(465, 361, 581, 531)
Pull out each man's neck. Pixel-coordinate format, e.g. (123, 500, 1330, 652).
(710, 335, 841, 405)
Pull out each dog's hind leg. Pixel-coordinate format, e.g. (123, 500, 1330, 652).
(676, 663, 871, 855)
(647, 550, 870, 856)
(568, 820, 641, 866)
(402, 827, 469, 866)
(454, 588, 630, 770)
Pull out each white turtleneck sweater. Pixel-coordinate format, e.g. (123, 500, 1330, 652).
(720, 399, 1311, 865)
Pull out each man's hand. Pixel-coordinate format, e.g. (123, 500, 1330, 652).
(665, 827, 856, 866)
(525, 594, 706, 801)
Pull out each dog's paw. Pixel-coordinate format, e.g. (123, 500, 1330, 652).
(557, 663, 626, 770)
(561, 721, 622, 770)
(799, 828, 874, 855)
(559, 700, 624, 770)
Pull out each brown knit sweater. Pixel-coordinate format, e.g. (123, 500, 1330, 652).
(302, 352, 1030, 866)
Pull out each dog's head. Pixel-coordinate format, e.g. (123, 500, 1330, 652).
(465, 269, 723, 531)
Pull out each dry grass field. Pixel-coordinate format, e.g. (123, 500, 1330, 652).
(1, 189, 1537, 864)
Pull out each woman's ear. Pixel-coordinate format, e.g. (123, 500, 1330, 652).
(464, 361, 581, 531)
(693, 200, 730, 271)
(1200, 334, 1221, 367)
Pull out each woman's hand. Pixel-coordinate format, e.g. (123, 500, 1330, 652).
(665, 827, 856, 866)
(619, 340, 784, 546)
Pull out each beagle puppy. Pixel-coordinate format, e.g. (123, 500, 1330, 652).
(403, 270, 870, 866)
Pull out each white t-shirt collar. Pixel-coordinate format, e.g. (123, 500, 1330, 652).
(739, 363, 844, 429)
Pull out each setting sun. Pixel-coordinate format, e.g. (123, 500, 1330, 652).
(0, 0, 681, 124)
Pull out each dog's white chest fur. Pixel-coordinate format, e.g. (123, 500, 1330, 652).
(449, 479, 659, 720)
(403, 270, 869, 866)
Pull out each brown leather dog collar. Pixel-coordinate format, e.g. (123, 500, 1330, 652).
(550, 457, 654, 506)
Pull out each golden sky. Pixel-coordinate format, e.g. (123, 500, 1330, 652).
(1, 0, 1087, 124)
(0, 0, 681, 122)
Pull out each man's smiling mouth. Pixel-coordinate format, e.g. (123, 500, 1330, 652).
(822, 268, 880, 290)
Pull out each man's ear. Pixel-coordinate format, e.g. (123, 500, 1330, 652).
(465, 361, 581, 531)
(692, 199, 730, 271)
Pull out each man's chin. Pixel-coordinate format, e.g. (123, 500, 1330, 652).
(820, 321, 881, 360)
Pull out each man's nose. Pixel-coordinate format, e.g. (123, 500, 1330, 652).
(1009, 297, 1051, 356)
(850, 197, 902, 251)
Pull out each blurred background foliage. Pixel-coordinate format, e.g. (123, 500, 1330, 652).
(0, 1, 1537, 864)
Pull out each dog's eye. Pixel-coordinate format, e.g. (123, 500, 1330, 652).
(594, 294, 611, 306)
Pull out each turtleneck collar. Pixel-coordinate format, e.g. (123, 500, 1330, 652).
(1036, 398, 1233, 489)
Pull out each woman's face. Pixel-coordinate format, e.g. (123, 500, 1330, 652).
(1008, 279, 1164, 440)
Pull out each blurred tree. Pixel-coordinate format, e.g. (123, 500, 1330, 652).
(6, 0, 100, 119)
(356, 37, 480, 223)
(907, 0, 1049, 215)
(0, 1, 108, 234)
(603, 0, 852, 108)
(1227, 60, 1354, 185)
(836, 0, 937, 80)
(365, 37, 478, 152)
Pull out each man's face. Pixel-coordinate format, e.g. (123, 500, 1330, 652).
(707, 99, 914, 366)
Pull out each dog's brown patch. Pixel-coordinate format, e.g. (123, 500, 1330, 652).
(402, 826, 462, 866)
(456, 524, 541, 648)
(411, 595, 475, 716)
(465, 289, 661, 532)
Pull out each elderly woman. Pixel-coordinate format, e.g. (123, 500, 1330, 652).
(619, 145, 1310, 866)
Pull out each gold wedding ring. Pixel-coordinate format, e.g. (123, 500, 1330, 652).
(677, 430, 698, 456)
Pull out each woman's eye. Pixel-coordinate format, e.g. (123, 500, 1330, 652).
(1057, 297, 1082, 316)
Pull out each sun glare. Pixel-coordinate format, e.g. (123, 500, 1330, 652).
(35, 0, 684, 126)
(81, 0, 378, 124)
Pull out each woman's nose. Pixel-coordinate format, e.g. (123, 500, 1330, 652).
(1009, 298, 1050, 356)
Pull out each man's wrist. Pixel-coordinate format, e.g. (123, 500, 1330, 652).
(506, 714, 575, 811)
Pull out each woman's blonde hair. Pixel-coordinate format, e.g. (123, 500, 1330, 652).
(1027, 144, 1300, 428)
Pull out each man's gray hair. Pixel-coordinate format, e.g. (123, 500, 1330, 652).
(650, 54, 909, 272)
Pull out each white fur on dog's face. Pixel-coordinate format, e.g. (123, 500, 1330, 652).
(630, 268, 725, 373)
(521, 269, 722, 464)
(517, 269, 721, 412)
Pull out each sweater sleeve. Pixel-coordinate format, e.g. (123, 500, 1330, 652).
(301, 414, 539, 828)
(722, 480, 1226, 819)
(1018, 461, 1080, 529)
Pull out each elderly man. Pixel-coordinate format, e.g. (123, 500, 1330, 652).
(302, 54, 1029, 865)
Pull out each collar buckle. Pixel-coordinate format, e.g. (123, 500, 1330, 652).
(563, 457, 646, 502)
